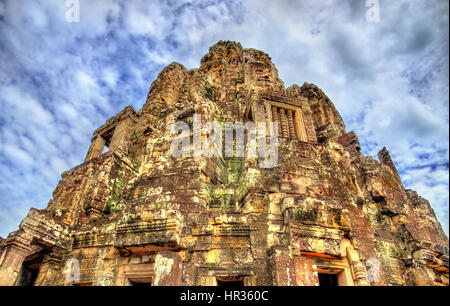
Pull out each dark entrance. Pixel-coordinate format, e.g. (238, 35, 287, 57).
(19, 265, 40, 286)
(16, 247, 52, 286)
(216, 276, 244, 287)
(131, 281, 152, 286)
(17, 255, 44, 286)
(318, 273, 339, 287)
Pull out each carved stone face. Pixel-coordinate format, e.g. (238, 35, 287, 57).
(243, 59, 272, 88)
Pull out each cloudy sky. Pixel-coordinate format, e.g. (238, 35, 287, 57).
(0, 0, 448, 237)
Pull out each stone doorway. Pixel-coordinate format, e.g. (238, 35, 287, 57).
(216, 276, 245, 287)
(318, 272, 339, 287)
(130, 280, 152, 286)
(16, 252, 44, 286)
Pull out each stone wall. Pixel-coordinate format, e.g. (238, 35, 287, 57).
(0, 41, 447, 286)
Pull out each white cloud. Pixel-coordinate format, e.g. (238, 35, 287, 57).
(102, 68, 119, 87)
(0, 0, 447, 237)
(2, 144, 34, 168)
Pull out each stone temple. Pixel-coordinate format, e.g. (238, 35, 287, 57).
(0, 41, 448, 286)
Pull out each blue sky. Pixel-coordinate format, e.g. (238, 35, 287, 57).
(0, 0, 448, 237)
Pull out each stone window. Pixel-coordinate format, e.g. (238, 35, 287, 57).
(100, 127, 115, 153)
(121, 263, 154, 286)
(268, 102, 308, 141)
(84, 106, 137, 162)
(316, 261, 353, 286)
(85, 125, 117, 161)
(295, 252, 355, 286)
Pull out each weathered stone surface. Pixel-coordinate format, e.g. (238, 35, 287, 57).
(0, 41, 447, 286)
(153, 251, 182, 286)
